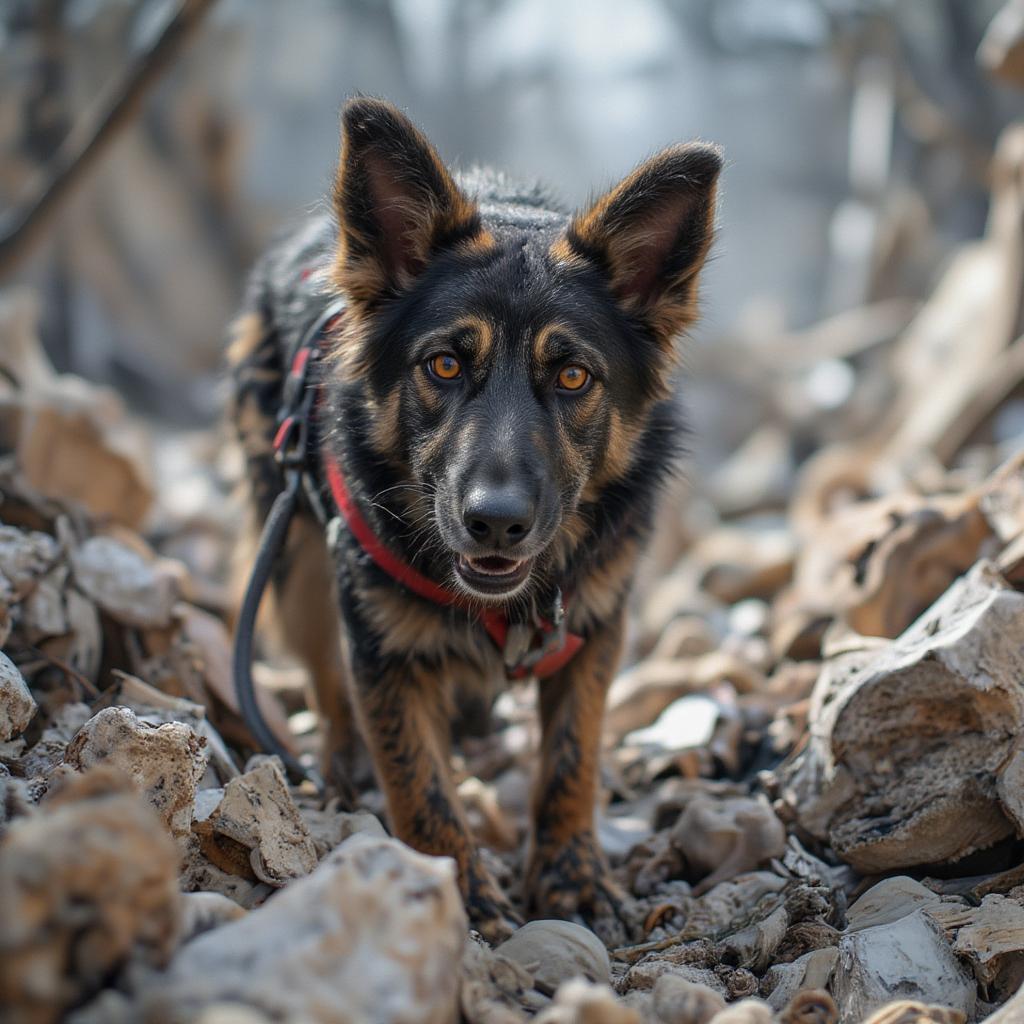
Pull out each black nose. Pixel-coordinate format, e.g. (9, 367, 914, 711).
(462, 485, 535, 549)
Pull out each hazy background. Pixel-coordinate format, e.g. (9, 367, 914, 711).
(0, 0, 1018, 465)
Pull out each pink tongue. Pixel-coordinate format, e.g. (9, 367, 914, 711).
(474, 556, 517, 573)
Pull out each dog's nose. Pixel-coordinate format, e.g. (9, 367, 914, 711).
(462, 486, 535, 548)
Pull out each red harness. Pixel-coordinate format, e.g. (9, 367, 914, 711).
(276, 305, 584, 681)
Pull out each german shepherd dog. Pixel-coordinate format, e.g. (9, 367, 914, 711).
(229, 98, 721, 944)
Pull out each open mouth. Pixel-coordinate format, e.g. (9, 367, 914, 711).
(455, 554, 532, 594)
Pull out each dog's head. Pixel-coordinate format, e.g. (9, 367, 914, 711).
(330, 98, 721, 602)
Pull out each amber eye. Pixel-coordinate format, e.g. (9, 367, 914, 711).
(428, 353, 462, 381)
(556, 365, 590, 392)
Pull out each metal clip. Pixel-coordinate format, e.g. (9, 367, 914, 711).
(505, 588, 567, 675)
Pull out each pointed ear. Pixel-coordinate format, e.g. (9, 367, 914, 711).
(557, 143, 723, 345)
(331, 98, 488, 305)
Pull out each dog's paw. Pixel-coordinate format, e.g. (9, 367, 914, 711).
(466, 868, 523, 945)
(525, 835, 639, 947)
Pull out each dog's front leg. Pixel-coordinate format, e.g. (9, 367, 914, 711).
(354, 663, 520, 942)
(525, 608, 635, 945)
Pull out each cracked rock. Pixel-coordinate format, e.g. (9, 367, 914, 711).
(64, 705, 206, 840)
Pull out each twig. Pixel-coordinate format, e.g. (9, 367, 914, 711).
(0, 0, 219, 278)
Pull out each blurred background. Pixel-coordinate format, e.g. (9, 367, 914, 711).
(0, 1, 1017, 445)
(3, 0, 1024, 606)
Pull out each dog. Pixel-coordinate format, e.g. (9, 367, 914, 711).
(228, 97, 721, 944)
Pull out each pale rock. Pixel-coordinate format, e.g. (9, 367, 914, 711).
(199, 760, 317, 886)
(669, 794, 786, 897)
(650, 974, 726, 1024)
(178, 892, 247, 944)
(70, 535, 177, 628)
(497, 920, 612, 991)
(763, 949, 839, 1012)
(622, 962, 728, 998)
(298, 803, 387, 858)
(845, 877, 940, 932)
(461, 934, 535, 1024)
(777, 562, 1024, 872)
(142, 835, 467, 1024)
(859, 1002, 965, 1024)
(0, 769, 180, 1024)
(625, 695, 720, 753)
(0, 524, 59, 595)
(831, 909, 975, 1024)
(0, 650, 36, 741)
(535, 980, 639, 1024)
(179, 833, 273, 909)
(64, 706, 206, 840)
(704, 1000, 773, 1024)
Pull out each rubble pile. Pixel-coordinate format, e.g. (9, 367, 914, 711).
(9, 20, 1024, 1024)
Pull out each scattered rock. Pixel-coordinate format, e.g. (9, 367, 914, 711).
(670, 794, 786, 896)
(0, 650, 36, 740)
(776, 561, 1024, 872)
(497, 920, 612, 992)
(64, 705, 207, 840)
(0, 767, 180, 1024)
(195, 760, 317, 886)
(71, 535, 177, 628)
(534, 980, 639, 1024)
(142, 835, 467, 1023)
(831, 910, 975, 1024)
(650, 974, 726, 1024)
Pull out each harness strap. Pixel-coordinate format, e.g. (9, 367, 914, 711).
(322, 452, 583, 679)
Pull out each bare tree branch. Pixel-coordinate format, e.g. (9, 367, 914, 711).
(0, 0, 219, 278)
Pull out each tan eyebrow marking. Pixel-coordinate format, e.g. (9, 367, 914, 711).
(532, 322, 578, 366)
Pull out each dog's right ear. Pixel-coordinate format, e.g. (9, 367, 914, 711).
(331, 98, 487, 305)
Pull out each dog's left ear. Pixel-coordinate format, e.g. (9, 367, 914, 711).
(332, 98, 487, 304)
(556, 143, 723, 346)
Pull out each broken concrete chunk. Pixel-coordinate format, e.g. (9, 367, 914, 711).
(777, 561, 1024, 872)
(0, 650, 36, 741)
(64, 705, 206, 840)
(199, 760, 317, 886)
(0, 768, 180, 1024)
(831, 909, 975, 1024)
(496, 919, 611, 991)
(143, 835, 467, 1024)
(70, 535, 177, 628)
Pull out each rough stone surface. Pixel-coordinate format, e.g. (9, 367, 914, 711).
(497, 920, 612, 991)
(777, 561, 1024, 872)
(0, 768, 180, 1024)
(70, 535, 176, 628)
(141, 835, 467, 1024)
(64, 705, 207, 840)
(831, 910, 975, 1024)
(198, 760, 317, 886)
(0, 649, 36, 741)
